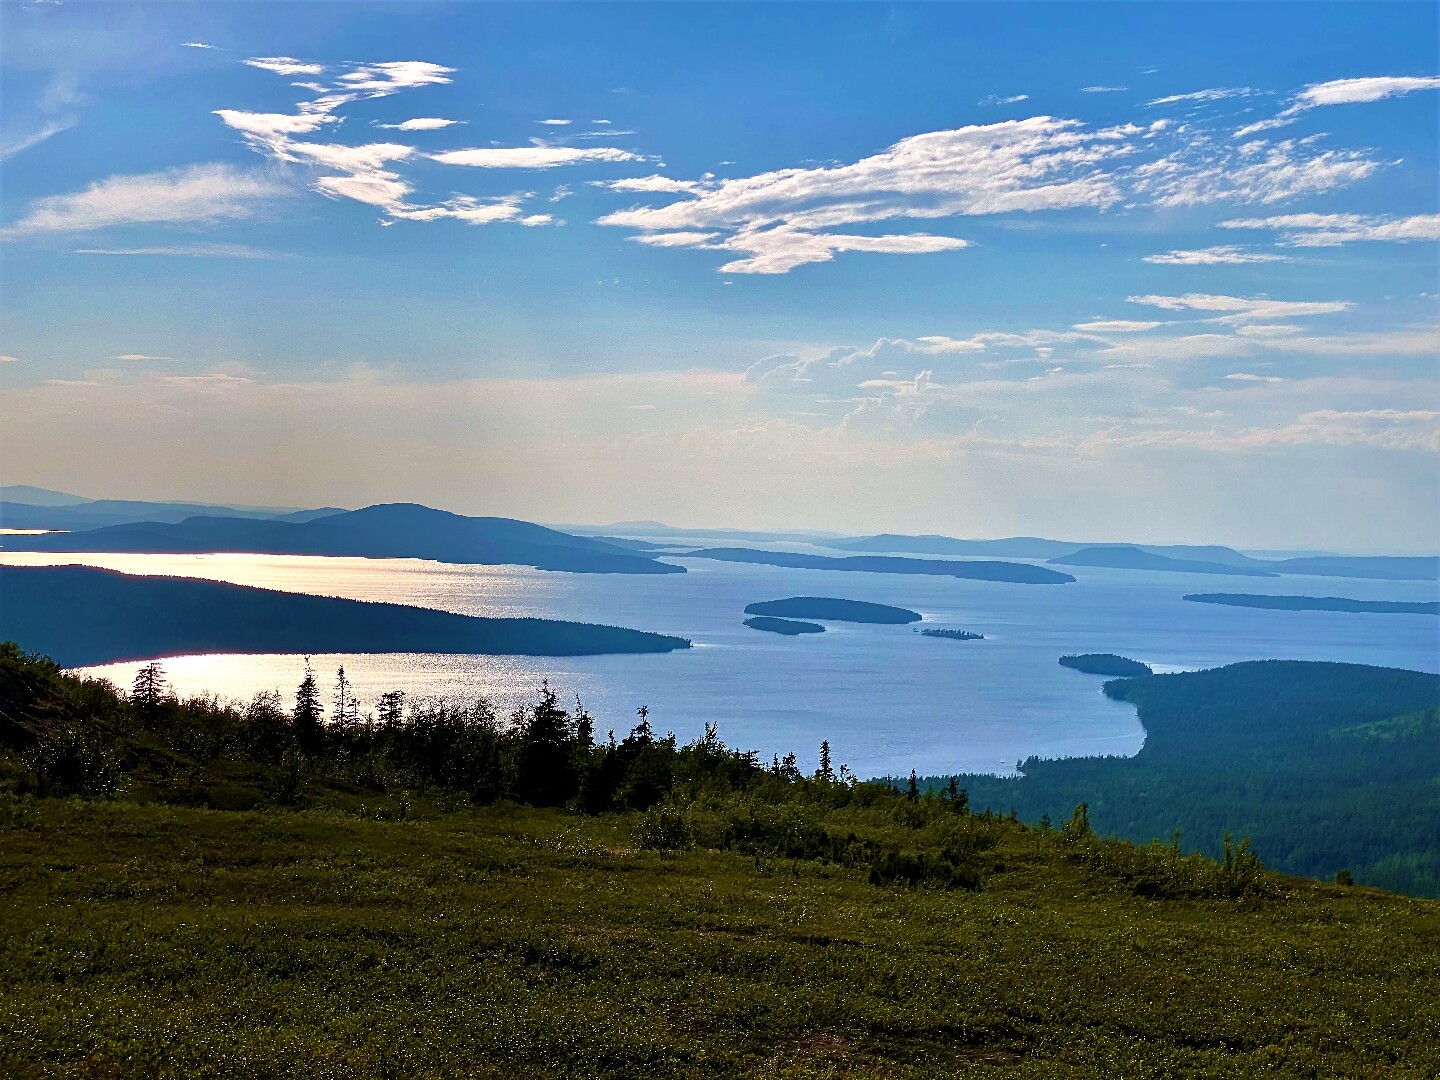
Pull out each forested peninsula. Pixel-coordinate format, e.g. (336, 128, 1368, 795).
(0, 565, 691, 667)
(957, 661, 1440, 896)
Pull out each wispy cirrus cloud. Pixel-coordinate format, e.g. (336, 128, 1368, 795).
(596, 117, 1136, 272)
(1235, 74, 1440, 137)
(1132, 137, 1378, 207)
(1219, 212, 1440, 247)
(979, 93, 1029, 106)
(1, 163, 288, 237)
(1, 120, 75, 161)
(1295, 74, 1440, 108)
(1143, 245, 1291, 265)
(218, 55, 643, 227)
(74, 243, 284, 259)
(1127, 292, 1351, 322)
(1147, 87, 1262, 106)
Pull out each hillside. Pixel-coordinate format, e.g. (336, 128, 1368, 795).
(0, 565, 691, 666)
(0, 644, 1437, 1077)
(1, 502, 684, 575)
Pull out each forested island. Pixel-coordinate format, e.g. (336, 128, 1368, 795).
(0, 565, 691, 667)
(744, 597, 921, 623)
(1058, 654, 1154, 677)
(1185, 593, 1440, 615)
(743, 616, 825, 635)
(918, 628, 984, 641)
(0, 502, 684, 575)
(956, 660, 1440, 896)
(1, 642, 1438, 1076)
(685, 548, 1075, 583)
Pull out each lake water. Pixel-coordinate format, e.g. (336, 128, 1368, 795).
(3, 543, 1436, 777)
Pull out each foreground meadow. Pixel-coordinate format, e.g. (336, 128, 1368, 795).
(3, 794, 1437, 1079)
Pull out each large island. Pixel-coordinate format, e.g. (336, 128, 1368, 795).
(685, 548, 1074, 584)
(743, 597, 922, 624)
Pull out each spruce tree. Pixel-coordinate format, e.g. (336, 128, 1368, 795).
(293, 658, 324, 753)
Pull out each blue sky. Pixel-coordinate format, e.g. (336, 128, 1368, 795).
(1, 2, 1437, 550)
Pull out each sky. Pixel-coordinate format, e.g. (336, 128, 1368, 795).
(1, 1, 1437, 551)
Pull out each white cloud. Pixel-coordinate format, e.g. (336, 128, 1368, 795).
(629, 231, 721, 247)
(181, 42, 217, 50)
(1082, 86, 1128, 93)
(1, 163, 288, 236)
(1147, 87, 1261, 106)
(1127, 292, 1351, 322)
(715, 226, 969, 275)
(1224, 372, 1284, 383)
(431, 146, 642, 168)
(0, 355, 17, 363)
(110, 354, 172, 362)
(1219, 212, 1440, 247)
(244, 57, 325, 77)
(1073, 320, 1164, 332)
(214, 109, 338, 138)
(979, 94, 1029, 106)
(1143, 245, 1291, 265)
(374, 117, 463, 131)
(537, 119, 572, 126)
(1295, 75, 1440, 108)
(600, 175, 710, 194)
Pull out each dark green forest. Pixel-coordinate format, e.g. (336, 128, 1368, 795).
(954, 661, 1440, 896)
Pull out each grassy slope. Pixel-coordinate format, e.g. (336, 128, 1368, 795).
(3, 796, 1438, 1078)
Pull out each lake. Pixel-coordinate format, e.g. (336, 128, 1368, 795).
(3, 542, 1436, 777)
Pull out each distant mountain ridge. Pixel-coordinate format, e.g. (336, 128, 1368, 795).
(1, 503, 684, 575)
(826, 532, 1437, 581)
(0, 486, 339, 531)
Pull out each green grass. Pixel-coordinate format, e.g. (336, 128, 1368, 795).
(4, 795, 1438, 1078)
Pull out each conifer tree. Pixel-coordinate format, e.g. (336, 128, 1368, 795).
(130, 661, 168, 712)
(293, 658, 324, 752)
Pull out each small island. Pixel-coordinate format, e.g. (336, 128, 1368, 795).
(1059, 653, 1154, 677)
(743, 616, 825, 636)
(918, 628, 984, 641)
(744, 597, 921, 624)
(1184, 593, 1440, 616)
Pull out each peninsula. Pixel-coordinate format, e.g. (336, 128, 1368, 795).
(743, 597, 921, 624)
(0, 565, 692, 667)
